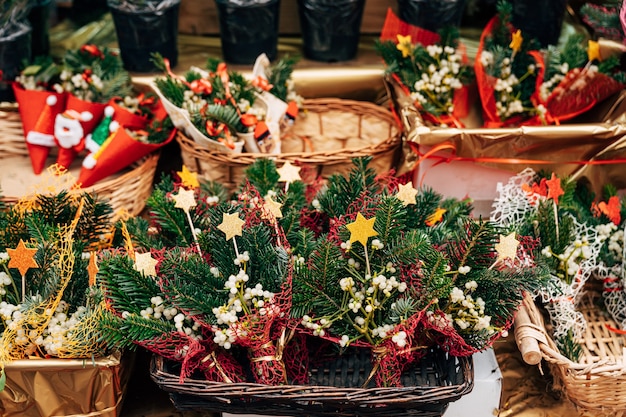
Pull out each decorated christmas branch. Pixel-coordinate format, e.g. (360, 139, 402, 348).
(0, 170, 118, 365)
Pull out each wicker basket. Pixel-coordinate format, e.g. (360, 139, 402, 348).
(150, 347, 473, 417)
(0, 104, 158, 219)
(178, 98, 402, 190)
(515, 283, 626, 416)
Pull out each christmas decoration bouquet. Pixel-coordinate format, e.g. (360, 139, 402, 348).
(490, 168, 615, 357)
(96, 167, 300, 384)
(475, 0, 625, 127)
(292, 157, 548, 387)
(76, 93, 175, 188)
(376, 8, 474, 127)
(0, 169, 118, 367)
(529, 34, 625, 125)
(12, 45, 175, 187)
(151, 53, 299, 153)
(474, 1, 542, 127)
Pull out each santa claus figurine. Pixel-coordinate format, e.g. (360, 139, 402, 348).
(54, 108, 94, 170)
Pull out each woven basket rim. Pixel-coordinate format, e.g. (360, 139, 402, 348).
(518, 285, 626, 377)
(177, 97, 401, 165)
(150, 352, 473, 404)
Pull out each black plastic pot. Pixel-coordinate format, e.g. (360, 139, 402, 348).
(297, 0, 365, 62)
(214, 0, 281, 65)
(0, 23, 32, 102)
(510, 0, 568, 47)
(108, 0, 181, 73)
(27, 0, 52, 58)
(396, 0, 468, 33)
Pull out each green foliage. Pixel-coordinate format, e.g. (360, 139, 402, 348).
(316, 157, 381, 219)
(265, 55, 300, 102)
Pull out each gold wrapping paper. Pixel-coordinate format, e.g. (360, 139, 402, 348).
(386, 75, 626, 198)
(0, 352, 133, 417)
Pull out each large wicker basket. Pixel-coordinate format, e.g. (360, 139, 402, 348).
(515, 284, 626, 416)
(0, 104, 158, 219)
(150, 347, 473, 417)
(178, 98, 402, 190)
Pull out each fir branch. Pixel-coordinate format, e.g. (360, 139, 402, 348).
(158, 248, 227, 321)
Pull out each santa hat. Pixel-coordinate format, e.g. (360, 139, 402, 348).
(25, 95, 64, 174)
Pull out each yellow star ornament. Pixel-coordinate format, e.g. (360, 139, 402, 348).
(277, 161, 301, 185)
(218, 212, 245, 241)
(264, 196, 283, 219)
(346, 213, 378, 247)
(177, 165, 200, 189)
(396, 182, 418, 206)
(396, 34, 413, 58)
(7, 239, 38, 276)
(494, 232, 519, 262)
(509, 30, 523, 53)
(587, 40, 602, 62)
(172, 188, 197, 213)
(134, 251, 158, 276)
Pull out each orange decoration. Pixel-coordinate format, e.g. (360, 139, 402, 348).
(545, 173, 564, 204)
(7, 239, 39, 276)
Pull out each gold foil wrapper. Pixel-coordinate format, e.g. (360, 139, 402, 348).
(385, 75, 626, 197)
(0, 352, 133, 417)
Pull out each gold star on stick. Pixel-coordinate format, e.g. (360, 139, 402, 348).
(177, 165, 200, 189)
(396, 182, 418, 206)
(509, 29, 523, 53)
(7, 239, 38, 276)
(218, 212, 245, 241)
(494, 232, 519, 262)
(87, 252, 99, 286)
(277, 161, 301, 185)
(346, 213, 378, 247)
(587, 40, 601, 62)
(134, 251, 158, 276)
(264, 196, 283, 220)
(172, 188, 197, 212)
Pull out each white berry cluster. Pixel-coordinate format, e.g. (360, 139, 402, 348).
(211, 252, 276, 349)
(120, 295, 202, 349)
(542, 237, 593, 282)
(301, 315, 328, 337)
(443, 281, 496, 335)
(0, 271, 14, 297)
(596, 223, 624, 263)
(411, 45, 465, 116)
(538, 63, 570, 102)
(479, 51, 535, 119)
(53, 69, 104, 101)
(38, 302, 89, 355)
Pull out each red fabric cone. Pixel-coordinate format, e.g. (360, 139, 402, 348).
(109, 98, 150, 130)
(12, 84, 67, 174)
(76, 127, 176, 188)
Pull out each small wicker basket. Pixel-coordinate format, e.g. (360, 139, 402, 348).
(150, 347, 473, 417)
(0, 104, 158, 219)
(178, 98, 402, 190)
(515, 284, 626, 416)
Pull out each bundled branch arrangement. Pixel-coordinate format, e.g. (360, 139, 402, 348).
(376, 0, 626, 128)
(91, 158, 549, 387)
